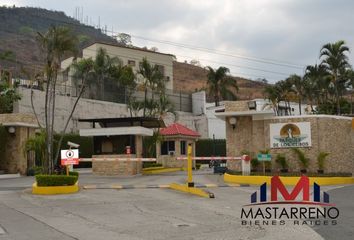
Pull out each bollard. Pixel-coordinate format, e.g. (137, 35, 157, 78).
(187, 144, 194, 187)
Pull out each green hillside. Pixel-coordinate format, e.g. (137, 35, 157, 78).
(0, 6, 117, 76)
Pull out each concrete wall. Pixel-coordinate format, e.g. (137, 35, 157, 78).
(225, 113, 354, 174)
(14, 88, 208, 138)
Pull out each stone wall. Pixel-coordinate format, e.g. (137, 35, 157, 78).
(0, 113, 37, 174)
(92, 155, 142, 176)
(225, 111, 354, 174)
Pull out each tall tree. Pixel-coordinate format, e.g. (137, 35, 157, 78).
(287, 74, 304, 115)
(206, 66, 238, 106)
(36, 25, 78, 173)
(138, 57, 164, 116)
(320, 40, 351, 115)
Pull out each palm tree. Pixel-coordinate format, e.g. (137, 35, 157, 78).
(206, 66, 238, 106)
(93, 48, 121, 100)
(264, 85, 280, 115)
(304, 64, 329, 107)
(287, 74, 304, 115)
(138, 57, 164, 116)
(36, 26, 78, 173)
(320, 40, 351, 115)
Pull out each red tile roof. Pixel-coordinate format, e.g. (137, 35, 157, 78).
(160, 123, 200, 137)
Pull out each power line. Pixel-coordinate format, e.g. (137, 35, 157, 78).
(8, 11, 306, 71)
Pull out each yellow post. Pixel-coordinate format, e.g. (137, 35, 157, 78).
(187, 144, 194, 187)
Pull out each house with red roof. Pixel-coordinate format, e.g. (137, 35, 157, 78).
(157, 123, 200, 168)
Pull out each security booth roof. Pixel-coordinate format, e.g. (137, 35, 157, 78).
(78, 117, 165, 128)
(160, 123, 200, 138)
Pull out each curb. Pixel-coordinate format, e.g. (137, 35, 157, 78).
(82, 183, 247, 190)
(224, 173, 354, 186)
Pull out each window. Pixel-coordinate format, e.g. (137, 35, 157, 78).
(180, 141, 186, 155)
(161, 141, 175, 155)
(156, 65, 165, 75)
(128, 60, 136, 66)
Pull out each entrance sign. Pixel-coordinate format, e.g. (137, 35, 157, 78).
(61, 149, 79, 165)
(270, 122, 311, 148)
(257, 154, 271, 162)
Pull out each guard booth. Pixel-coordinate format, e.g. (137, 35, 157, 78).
(79, 117, 165, 175)
(156, 123, 200, 168)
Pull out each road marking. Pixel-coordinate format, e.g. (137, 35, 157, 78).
(0, 225, 6, 235)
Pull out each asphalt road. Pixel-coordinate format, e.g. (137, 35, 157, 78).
(0, 170, 352, 240)
(311, 184, 354, 240)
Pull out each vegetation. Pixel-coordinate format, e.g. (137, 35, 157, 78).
(0, 82, 21, 113)
(291, 148, 309, 170)
(142, 162, 163, 168)
(35, 174, 78, 186)
(251, 158, 260, 170)
(317, 152, 329, 171)
(196, 139, 226, 157)
(264, 40, 354, 116)
(0, 125, 8, 161)
(206, 66, 238, 106)
(24, 130, 46, 168)
(275, 154, 288, 170)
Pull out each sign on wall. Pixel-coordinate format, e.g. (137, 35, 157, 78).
(270, 122, 311, 148)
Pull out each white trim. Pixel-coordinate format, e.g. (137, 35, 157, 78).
(79, 126, 153, 137)
(215, 110, 274, 119)
(261, 114, 352, 121)
(1, 122, 39, 128)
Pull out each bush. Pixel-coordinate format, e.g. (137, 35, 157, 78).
(196, 139, 226, 157)
(143, 162, 163, 168)
(27, 166, 44, 176)
(36, 175, 78, 186)
(251, 158, 260, 170)
(317, 152, 329, 170)
(291, 148, 309, 169)
(196, 163, 202, 170)
(69, 171, 79, 176)
(275, 154, 288, 169)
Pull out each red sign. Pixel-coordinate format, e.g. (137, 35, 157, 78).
(61, 149, 79, 165)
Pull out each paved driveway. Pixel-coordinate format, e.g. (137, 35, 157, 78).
(0, 170, 349, 240)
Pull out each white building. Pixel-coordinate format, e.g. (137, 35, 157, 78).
(60, 42, 176, 94)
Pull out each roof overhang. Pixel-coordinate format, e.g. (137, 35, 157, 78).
(1, 122, 39, 128)
(215, 110, 274, 120)
(79, 126, 153, 137)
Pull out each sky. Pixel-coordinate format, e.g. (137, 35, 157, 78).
(2, 0, 354, 83)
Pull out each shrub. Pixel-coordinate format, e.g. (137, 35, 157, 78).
(196, 163, 202, 170)
(69, 171, 79, 177)
(143, 162, 163, 168)
(196, 139, 226, 157)
(317, 152, 329, 170)
(291, 148, 309, 169)
(275, 154, 288, 169)
(251, 158, 260, 170)
(27, 166, 44, 176)
(36, 175, 78, 186)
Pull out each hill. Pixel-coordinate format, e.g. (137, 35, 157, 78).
(173, 62, 267, 100)
(0, 6, 117, 75)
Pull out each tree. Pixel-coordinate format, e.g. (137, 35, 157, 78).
(304, 64, 330, 107)
(287, 74, 304, 115)
(36, 25, 78, 173)
(93, 47, 121, 100)
(138, 57, 164, 116)
(116, 33, 132, 46)
(0, 82, 21, 113)
(320, 40, 351, 115)
(206, 66, 238, 106)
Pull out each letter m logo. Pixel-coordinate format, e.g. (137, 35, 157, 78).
(271, 175, 309, 201)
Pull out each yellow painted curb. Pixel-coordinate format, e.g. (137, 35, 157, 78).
(142, 166, 165, 171)
(32, 181, 79, 195)
(224, 174, 354, 186)
(142, 167, 182, 174)
(169, 183, 214, 198)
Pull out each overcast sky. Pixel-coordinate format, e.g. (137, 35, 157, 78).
(2, 0, 354, 83)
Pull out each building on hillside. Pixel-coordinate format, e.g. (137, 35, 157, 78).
(60, 42, 175, 96)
